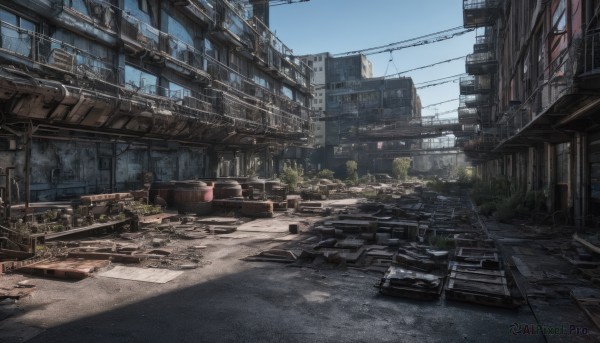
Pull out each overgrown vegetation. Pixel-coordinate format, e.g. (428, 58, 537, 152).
(315, 169, 335, 180)
(470, 177, 548, 223)
(392, 157, 411, 181)
(280, 162, 304, 192)
(345, 160, 358, 185)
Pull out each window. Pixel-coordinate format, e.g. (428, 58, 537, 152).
(168, 82, 190, 100)
(139, 0, 149, 13)
(318, 56, 322, 61)
(0, 9, 35, 57)
(125, 65, 157, 95)
(319, 67, 323, 71)
(552, 0, 566, 33)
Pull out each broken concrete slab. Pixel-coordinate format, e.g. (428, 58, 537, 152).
(98, 266, 183, 283)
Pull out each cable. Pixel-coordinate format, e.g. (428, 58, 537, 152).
(385, 56, 467, 78)
(364, 29, 474, 56)
(416, 78, 460, 89)
(422, 98, 459, 109)
(334, 26, 469, 56)
(415, 73, 468, 85)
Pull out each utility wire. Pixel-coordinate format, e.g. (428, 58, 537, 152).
(416, 78, 461, 89)
(385, 56, 466, 78)
(334, 26, 470, 56)
(422, 98, 459, 109)
(415, 73, 467, 85)
(364, 29, 474, 56)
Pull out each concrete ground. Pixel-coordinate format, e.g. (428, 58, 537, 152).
(0, 202, 573, 343)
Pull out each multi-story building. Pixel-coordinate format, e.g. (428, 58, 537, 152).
(0, 0, 312, 201)
(301, 52, 330, 148)
(461, 0, 600, 224)
(322, 54, 421, 175)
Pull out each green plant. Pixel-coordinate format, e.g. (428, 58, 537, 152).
(316, 169, 335, 179)
(392, 157, 411, 181)
(280, 162, 304, 192)
(345, 160, 358, 185)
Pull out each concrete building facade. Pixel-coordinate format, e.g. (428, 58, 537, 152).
(0, 0, 312, 202)
(461, 0, 600, 225)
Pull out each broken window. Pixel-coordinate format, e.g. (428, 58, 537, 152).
(0, 9, 35, 57)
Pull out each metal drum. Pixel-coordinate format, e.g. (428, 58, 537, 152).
(213, 180, 243, 199)
(172, 181, 214, 215)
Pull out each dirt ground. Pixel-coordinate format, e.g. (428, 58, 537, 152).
(0, 201, 559, 343)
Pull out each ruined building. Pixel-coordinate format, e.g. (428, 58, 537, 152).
(0, 0, 312, 202)
(461, 0, 600, 224)
(302, 53, 425, 176)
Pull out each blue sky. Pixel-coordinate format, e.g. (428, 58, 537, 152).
(270, 0, 476, 119)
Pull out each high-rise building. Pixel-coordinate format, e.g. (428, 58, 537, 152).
(0, 0, 312, 200)
(461, 0, 600, 222)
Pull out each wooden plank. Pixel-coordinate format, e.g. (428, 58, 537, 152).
(449, 271, 506, 286)
(451, 265, 505, 277)
(447, 277, 510, 297)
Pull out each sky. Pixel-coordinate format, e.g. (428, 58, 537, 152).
(269, 0, 477, 119)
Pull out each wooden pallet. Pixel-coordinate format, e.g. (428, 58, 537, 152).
(18, 258, 110, 280)
(445, 265, 514, 308)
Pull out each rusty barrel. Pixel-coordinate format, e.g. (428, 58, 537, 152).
(213, 180, 243, 199)
(172, 181, 214, 215)
(149, 182, 175, 206)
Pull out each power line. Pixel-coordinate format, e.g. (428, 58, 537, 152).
(422, 98, 459, 109)
(416, 78, 461, 89)
(415, 73, 467, 85)
(364, 29, 474, 56)
(334, 26, 469, 56)
(385, 56, 466, 78)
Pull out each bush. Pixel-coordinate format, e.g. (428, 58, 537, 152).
(345, 160, 358, 185)
(281, 162, 304, 192)
(316, 169, 335, 179)
(392, 157, 411, 180)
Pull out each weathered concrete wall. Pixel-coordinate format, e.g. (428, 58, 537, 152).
(0, 138, 207, 202)
(412, 153, 466, 174)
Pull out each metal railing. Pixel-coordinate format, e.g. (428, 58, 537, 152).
(0, 20, 117, 83)
(583, 30, 600, 74)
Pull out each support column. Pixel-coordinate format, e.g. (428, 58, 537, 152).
(110, 142, 117, 192)
(574, 133, 587, 229)
(24, 125, 32, 214)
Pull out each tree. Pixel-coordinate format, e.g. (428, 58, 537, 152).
(281, 162, 303, 192)
(392, 157, 411, 180)
(345, 160, 358, 184)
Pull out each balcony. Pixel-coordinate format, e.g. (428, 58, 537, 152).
(473, 30, 494, 53)
(460, 94, 490, 108)
(466, 52, 497, 75)
(121, 13, 159, 54)
(463, 0, 501, 28)
(460, 75, 491, 94)
(458, 107, 478, 125)
(177, 0, 216, 28)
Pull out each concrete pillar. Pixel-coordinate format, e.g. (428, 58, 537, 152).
(546, 143, 556, 212)
(574, 133, 587, 229)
